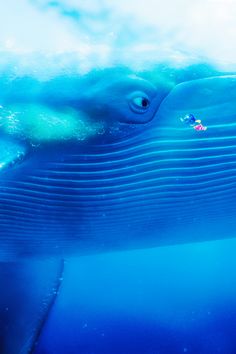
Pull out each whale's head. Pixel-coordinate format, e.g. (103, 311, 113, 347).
(66, 72, 173, 143)
(0, 71, 172, 146)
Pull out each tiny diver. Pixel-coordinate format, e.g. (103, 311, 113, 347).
(0, 65, 236, 353)
(180, 113, 208, 131)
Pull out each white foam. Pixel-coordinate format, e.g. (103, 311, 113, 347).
(0, 0, 235, 72)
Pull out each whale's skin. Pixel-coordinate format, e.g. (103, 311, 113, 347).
(1, 65, 236, 353)
(0, 66, 235, 260)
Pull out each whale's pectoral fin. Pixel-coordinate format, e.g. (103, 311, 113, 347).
(0, 136, 28, 172)
(0, 260, 64, 354)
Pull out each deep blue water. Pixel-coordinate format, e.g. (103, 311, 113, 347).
(1, 1, 236, 353)
(34, 238, 236, 354)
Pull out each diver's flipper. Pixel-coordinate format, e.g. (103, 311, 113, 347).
(0, 260, 64, 354)
(0, 136, 28, 173)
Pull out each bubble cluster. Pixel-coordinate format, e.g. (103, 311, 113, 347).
(0, 104, 105, 143)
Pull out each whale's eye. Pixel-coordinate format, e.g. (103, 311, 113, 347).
(128, 92, 150, 113)
(133, 97, 150, 108)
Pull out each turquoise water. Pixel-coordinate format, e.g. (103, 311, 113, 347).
(0, 1, 236, 354)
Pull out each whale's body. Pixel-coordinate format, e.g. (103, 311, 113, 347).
(0, 68, 236, 259)
(1, 66, 236, 353)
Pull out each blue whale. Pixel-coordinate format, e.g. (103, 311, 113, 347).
(1, 66, 236, 353)
(0, 68, 235, 258)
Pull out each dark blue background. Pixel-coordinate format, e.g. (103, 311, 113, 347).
(35, 238, 236, 354)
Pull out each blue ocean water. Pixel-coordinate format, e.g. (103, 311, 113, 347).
(0, 1, 236, 354)
(35, 239, 236, 354)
